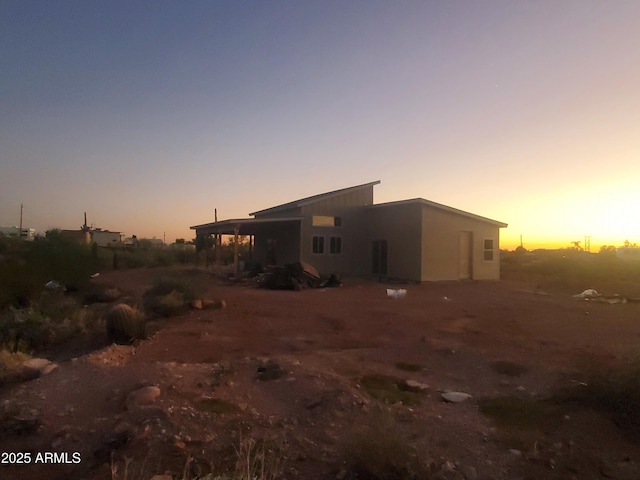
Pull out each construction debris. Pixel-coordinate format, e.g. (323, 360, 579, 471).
(255, 261, 341, 290)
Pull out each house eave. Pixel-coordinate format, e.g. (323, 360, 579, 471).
(368, 198, 508, 228)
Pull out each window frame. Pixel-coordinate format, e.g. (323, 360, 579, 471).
(483, 238, 495, 261)
(312, 235, 325, 254)
(329, 236, 342, 255)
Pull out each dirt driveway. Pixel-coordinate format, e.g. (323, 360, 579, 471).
(2, 268, 640, 480)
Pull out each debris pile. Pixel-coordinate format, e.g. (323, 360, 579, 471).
(573, 289, 640, 304)
(255, 262, 320, 290)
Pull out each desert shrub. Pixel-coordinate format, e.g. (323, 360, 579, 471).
(0, 349, 34, 384)
(556, 357, 640, 441)
(491, 360, 529, 377)
(479, 396, 563, 430)
(234, 436, 284, 480)
(0, 231, 98, 309)
(0, 293, 96, 353)
(146, 275, 198, 300)
(143, 271, 209, 317)
(395, 361, 423, 372)
(501, 250, 640, 296)
(342, 412, 426, 480)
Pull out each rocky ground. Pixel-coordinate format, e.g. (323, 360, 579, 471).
(2, 266, 640, 480)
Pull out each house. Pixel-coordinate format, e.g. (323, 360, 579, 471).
(91, 229, 124, 247)
(0, 226, 36, 241)
(190, 181, 508, 281)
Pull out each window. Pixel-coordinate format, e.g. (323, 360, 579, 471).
(483, 239, 494, 261)
(312, 236, 325, 254)
(312, 215, 342, 227)
(329, 236, 342, 254)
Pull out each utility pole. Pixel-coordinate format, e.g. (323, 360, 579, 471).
(19, 203, 23, 233)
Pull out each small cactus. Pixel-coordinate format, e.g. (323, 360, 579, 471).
(106, 304, 146, 345)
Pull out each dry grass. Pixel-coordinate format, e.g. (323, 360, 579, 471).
(234, 436, 284, 480)
(360, 374, 426, 406)
(341, 412, 428, 480)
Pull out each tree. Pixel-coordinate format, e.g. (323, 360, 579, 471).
(569, 241, 583, 251)
(599, 245, 617, 256)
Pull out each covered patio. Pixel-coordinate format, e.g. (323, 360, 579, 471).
(190, 217, 302, 270)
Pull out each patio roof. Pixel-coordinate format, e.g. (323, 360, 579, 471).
(190, 217, 302, 236)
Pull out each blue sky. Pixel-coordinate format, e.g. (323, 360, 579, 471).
(2, 1, 639, 249)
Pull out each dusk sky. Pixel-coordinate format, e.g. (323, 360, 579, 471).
(2, 1, 639, 250)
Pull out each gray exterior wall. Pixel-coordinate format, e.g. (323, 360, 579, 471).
(251, 221, 301, 266)
(366, 203, 423, 281)
(299, 186, 374, 275)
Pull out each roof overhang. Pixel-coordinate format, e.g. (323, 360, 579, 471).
(367, 198, 508, 228)
(249, 180, 380, 216)
(190, 217, 302, 236)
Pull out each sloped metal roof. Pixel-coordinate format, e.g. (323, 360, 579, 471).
(249, 180, 380, 216)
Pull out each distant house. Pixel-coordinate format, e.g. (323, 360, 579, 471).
(61, 229, 91, 244)
(190, 181, 508, 281)
(91, 229, 124, 247)
(0, 226, 36, 241)
(146, 238, 164, 248)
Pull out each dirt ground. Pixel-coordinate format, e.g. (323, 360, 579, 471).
(2, 266, 640, 480)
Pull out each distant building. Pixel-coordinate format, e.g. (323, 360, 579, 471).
(91, 229, 125, 247)
(0, 226, 36, 241)
(60, 229, 91, 244)
(146, 238, 164, 248)
(617, 247, 640, 261)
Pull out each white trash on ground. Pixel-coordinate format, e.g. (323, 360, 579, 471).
(386, 288, 407, 299)
(573, 289, 599, 298)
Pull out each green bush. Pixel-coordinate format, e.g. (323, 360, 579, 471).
(0, 291, 96, 353)
(143, 272, 207, 317)
(0, 231, 98, 309)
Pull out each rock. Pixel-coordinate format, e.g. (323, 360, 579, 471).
(202, 299, 226, 310)
(461, 465, 478, 480)
(23, 358, 58, 378)
(23, 358, 50, 370)
(508, 449, 522, 456)
(127, 386, 161, 409)
(41, 364, 58, 376)
(442, 391, 473, 403)
(404, 379, 429, 392)
(190, 299, 203, 310)
(150, 476, 173, 480)
(336, 467, 347, 479)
